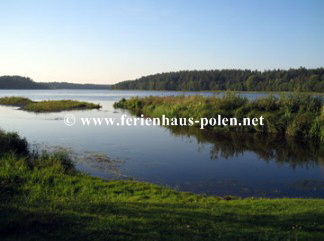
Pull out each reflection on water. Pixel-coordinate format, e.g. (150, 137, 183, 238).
(0, 89, 323, 198)
(167, 127, 324, 168)
(132, 126, 324, 198)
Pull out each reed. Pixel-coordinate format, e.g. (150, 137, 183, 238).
(115, 93, 324, 142)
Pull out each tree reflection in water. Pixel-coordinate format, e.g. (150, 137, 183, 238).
(167, 126, 324, 169)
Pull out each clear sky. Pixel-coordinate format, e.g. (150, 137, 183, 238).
(0, 0, 323, 84)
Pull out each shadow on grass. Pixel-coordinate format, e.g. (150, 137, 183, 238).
(0, 206, 93, 241)
(1, 202, 323, 241)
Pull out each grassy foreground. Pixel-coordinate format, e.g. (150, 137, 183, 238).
(114, 93, 324, 142)
(0, 130, 323, 240)
(0, 96, 101, 112)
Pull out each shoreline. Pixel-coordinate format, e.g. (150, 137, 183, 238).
(0, 129, 323, 240)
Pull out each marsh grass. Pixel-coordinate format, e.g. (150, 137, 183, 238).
(23, 99, 101, 112)
(114, 93, 324, 142)
(0, 96, 101, 112)
(0, 96, 32, 106)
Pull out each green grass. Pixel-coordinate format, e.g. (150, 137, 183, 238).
(0, 129, 323, 240)
(0, 96, 101, 112)
(23, 99, 101, 112)
(0, 96, 32, 106)
(114, 93, 324, 142)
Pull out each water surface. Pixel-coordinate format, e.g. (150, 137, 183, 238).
(0, 89, 323, 198)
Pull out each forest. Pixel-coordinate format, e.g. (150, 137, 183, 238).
(112, 67, 324, 92)
(3, 68, 324, 92)
(0, 76, 48, 89)
(0, 76, 110, 89)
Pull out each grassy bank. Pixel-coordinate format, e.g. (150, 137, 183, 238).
(0, 96, 101, 112)
(0, 129, 323, 240)
(114, 93, 324, 142)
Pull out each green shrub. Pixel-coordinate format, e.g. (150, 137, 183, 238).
(286, 113, 315, 138)
(0, 130, 29, 156)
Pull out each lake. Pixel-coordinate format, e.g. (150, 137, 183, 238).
(0, 89, 323, 198)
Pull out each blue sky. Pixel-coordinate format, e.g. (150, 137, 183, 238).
(0, 0, 323, 84)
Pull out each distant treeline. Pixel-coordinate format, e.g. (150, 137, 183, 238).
(0, 76, 111, 89)
(44, 82, 110, 89)
(112, 68, 324, 92)
(0, 76, 47, 89)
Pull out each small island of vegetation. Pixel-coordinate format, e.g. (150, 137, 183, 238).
(0, 96, 101, 112)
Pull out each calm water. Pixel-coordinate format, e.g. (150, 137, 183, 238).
(0, 89, 323, 198)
